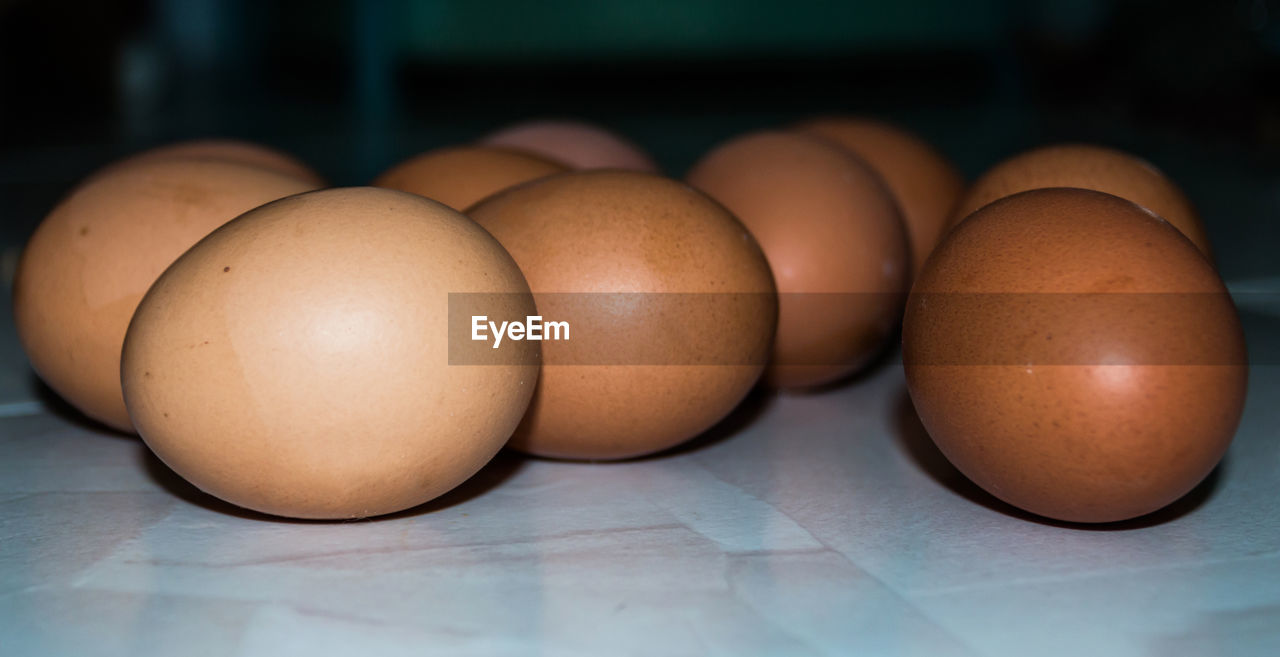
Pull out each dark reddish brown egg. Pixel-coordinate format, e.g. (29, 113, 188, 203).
(904, 188, 1246, 523)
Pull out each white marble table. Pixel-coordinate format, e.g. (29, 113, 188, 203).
(2, 288, 1278, 657)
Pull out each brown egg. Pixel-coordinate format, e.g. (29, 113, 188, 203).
(794, 117, 964, 278)
(903, 188, 1247, 523)
(122, 188, 539, 519)
(371, 145, 567, 210)
(481, 120, 660, 172)
(686, 131, 910, 389)
(13, 159, 317, 432)
(105, 138, 325, 186)
(950, 143, 1212, 259)
(468, 171, 776, 460)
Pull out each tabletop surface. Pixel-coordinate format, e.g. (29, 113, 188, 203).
(2, 111, 1279, 656)
(2, 294, 1278, 657)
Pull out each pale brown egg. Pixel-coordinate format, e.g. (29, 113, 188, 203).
(122, 187, 539, 519)
(468, 170, 776, 460)
(794, 117, 964, 279)
(105, 138, 324, 186)
(903, 188, 1246, 523)
(686, 131, 910, 389)
(950, 143, 1212, 260)
(371, 145, 567, 210)
(481, 120, 660, 172)
(13, 159, 317, 432)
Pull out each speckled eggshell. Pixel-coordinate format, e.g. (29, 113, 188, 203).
(12, 159, 318, 432)
(903, 188, 1247, 523)
(794, 117, 965, 279)
(121, 187, 539, 519)
(467, 171, 777, 460)
(949, 143, 1212, 260)
(686, 131, 910, 389)
(481, 120, 660, 172)
(105, 138, 325, 185)
(372, 145, 567, 210)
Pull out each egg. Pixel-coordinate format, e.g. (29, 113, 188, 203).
(13, 159, 317, 431)
(467, 170, 776, 460)
(481, 120, 660, 172)
(794, 117, 965, 279)
(121, 187, 538, 519)
(949, 143, 1212, 259)
(903, 188, 1247, 523)
(686, 131, 909, 389)
(371, 145, 567, 210)
(104, 138, 324, 186)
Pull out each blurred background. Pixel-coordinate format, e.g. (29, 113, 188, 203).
(1, 0, 1278, 281)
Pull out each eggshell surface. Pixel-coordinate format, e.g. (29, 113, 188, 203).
(686, 131, 909, 389)
(795, 117, 964, 278)
(950, 143, 1212, 259)
(482, 120, 660, 172)
(122, 187, 539, 519)
(468, 171, 776, 460)
(372, 145, 567, 210)
(107, 138, 324, 185)
(903, 188, 1246, 523)
(13, 159, 317, 431)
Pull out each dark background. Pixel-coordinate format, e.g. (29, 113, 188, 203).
(2, 0, 1278, 284)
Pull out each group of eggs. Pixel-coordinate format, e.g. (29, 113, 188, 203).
(13, 118, 1246, 524)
